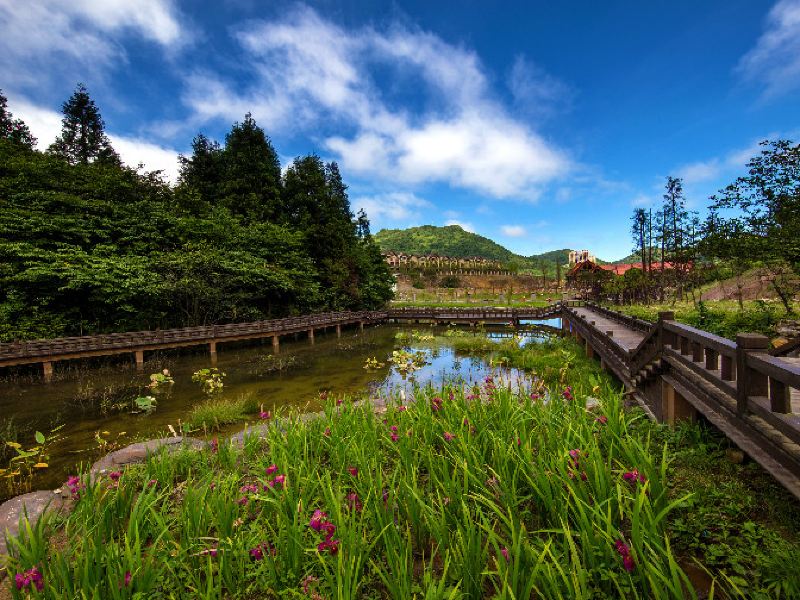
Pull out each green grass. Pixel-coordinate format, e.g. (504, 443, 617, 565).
(610, 299, 792, 340)
(4, 336, 800, 598)
(184, 395, 260, 431)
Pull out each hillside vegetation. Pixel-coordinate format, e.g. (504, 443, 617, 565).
(375, 225, 573, 272)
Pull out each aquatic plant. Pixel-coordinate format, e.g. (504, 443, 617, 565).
(131, 395, 157, 414)
(148, 369, 174, 389)
(192, 368, 226, 394)
(0, 426, 63, 495)
(363, 357, 385, 371)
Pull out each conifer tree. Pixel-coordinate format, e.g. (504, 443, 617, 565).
(48, 83, 119, 165)
(178, 133, 224, 205)
(0, 90, 36, 148)
(220, 113, 282, 222)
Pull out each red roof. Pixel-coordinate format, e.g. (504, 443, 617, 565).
(599, 261, 678, 276)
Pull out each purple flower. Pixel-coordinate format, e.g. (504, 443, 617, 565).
(348, 466, 359, 477)
(14, 567, 44, 592)
(210, 438, 219, 453)
(108, 471, 122, 482)
(622, 469, 647, 485)
(237, 496, 249, 506)
(324, 427, 331, 437)
(500, 547, 510, 563)
(265, 464, 278, 475)
(390, 433, 399, 442)
(346, 492, 363, 512)
(249, 544, 274, 561)
(390, 425, 398, 433)
(397, 405, 407, 412)
(530, 392, 541, 401)
(259, 410, 272, 420)
(272, 474, 286, 488)
(147, 479, 158, 488)
(614, 539, 635, 572)
(122, 571, 132, 588)
(562, 387, 573, 401)
(443, 431, 456, 442)
(317, 538, 340, 554)
(596, 415, 608, 425)
(309, 510, 328, 531)
(302, 575, 319, 594)
(431, 396, 443, 412)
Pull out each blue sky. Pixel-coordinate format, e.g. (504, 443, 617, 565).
(2, 1, 799, 260)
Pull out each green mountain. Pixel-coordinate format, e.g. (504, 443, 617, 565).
(374, 225, 576, 273)
(375, 225, 522, 263)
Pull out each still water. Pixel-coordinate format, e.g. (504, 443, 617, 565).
(0, 322, 556, 498)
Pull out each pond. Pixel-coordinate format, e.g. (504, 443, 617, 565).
(0, 321, 559, 500)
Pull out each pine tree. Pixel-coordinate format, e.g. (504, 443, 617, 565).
(0, 90, 36, 148)
(48, 83, 119, 165)
(220, 113, 282, 222)
(178, 133, 224, 205)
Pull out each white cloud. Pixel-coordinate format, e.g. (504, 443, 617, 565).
(10, 97, 182, 182)
(0, 0, 186, 88)
(445, 220, 475, 233)
(737, 0, 800, 98)
(181, 6, 569, 199)
(675, 139, 763, 185)
(351, 192, 432, 225)
(501, 225, 527, 237)
(508, 55, 573, 118)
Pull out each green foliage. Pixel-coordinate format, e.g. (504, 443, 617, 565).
(0, 89, 36, 148)
(612, 300, 785, 339)
(47, 83, 118, 165)
(184, 394, 260, 430)
(192, 368, 226, 394)
(0, 99, 393, 340)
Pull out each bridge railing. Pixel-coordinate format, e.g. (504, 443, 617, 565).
(0, 310, 381, 361)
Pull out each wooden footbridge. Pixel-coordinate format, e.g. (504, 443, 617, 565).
(2, 301, 799, 497)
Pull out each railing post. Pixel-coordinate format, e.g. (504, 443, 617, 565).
(735, 333, 769, 416)
(770, 377, 792, 414)
(657, 311, 673, 356)
(705, 348, 718, 371)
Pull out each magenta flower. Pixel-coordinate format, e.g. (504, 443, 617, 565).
(346, 492, 363, 512)
(317, 538, 340, 555)
(271, 474, 286, 488)
(66, 475, 84, 498)
(237, 496, 249, 506)
(265, 464, 278, 475)
(501, 547, 510, 563)
(614, 539, 635, 572)
(123, 571, 132, 588)
(309, 510, 328, 531)
(390, 425, 398, 433)
(302, 574, 319, 594)
(622, 469, 647, 485)
(348, 466, 359, 477)
(397, 405, 407, 412)
(322, 521, 337, 538)
(147, 479, 158, 488)
(259, 410, 272, 420)
(390, 433, 399, 442)
(530, 392, 540, 400)
(324, 427, 331, 437)
(562, 387, 573, 401)
(466, 393, 479, 401)
(109, 471, 122, 482)
(443, 431, 456, 442)
(431, 396, 443, 412)
(200, 548, 218, 557)
(596, 415, 608, 425)
(335, 398, 343, 406)
(210, 438, 219, 453)
(14, 567, 44, 592)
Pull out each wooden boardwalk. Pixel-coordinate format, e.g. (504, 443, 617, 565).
(563, 302, 800, 499)
(2, 300, 800, 499)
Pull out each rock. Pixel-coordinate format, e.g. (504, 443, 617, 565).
(0, 490, 70, 570)
(89, 436, 206, 476)
(585, 397, 601, 411)
(776, 320, 800, 338)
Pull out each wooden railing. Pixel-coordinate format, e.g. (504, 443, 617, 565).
(0, 310, 386, 363)
(562, 303, 800, 496)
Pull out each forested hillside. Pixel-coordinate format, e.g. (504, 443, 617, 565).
(0, 87, 393, 342)
(375, 225, 579, 274)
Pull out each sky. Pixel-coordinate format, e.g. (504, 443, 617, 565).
(2, 1, 799, 261)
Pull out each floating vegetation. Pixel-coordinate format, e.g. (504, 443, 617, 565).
(390, 349, 429, 373)
(0, 425, 63, 495)
(148, 369, 174, 389)
(192, 368, 225, 394)
(363, 357, 385, 371)
(249, 354, 300, 376)
(131, 395, 157, 414)
(395, 330, 436, 344)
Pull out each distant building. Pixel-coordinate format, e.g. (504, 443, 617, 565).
(381, 251, 505, 273)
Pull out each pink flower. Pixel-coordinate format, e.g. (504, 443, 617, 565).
(596, 415, 608, 425)
(14, 567, 44, 592)
(390, 433, 399, 442)
(237, 496, 249, 506)
(259, 410, 272, 420)
(317, 538, 340, 554)
(562, 387, 573, 401)
(348, 466, 359, 477)
(390, 425, 398, 433)
(500, 547, 510, 563)
(443, 431, 456, 442)
(397, 405, 407, 412)
(622, 469, 646, 485)
(200, 548, 218, 557)
(271, 474, 286, 488)
(324, 427, 331, 437)
(530, 392, 540, 400)
(346, 492, 363, 512)
(122, 571, 132, 588)
(302, 575, 319, 594)
(147, 479, 158, 488)
(431, 396, 443, 412)
(335, 398, 343, 406)
(265, 464, 278, 475)
(109, 471, 122, 482)
(309, 510, 328, 531)
(614, 539, 635, 572)
(210, 438, 219, 453)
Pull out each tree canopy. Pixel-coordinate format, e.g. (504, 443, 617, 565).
(0, 87, 393, 341)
